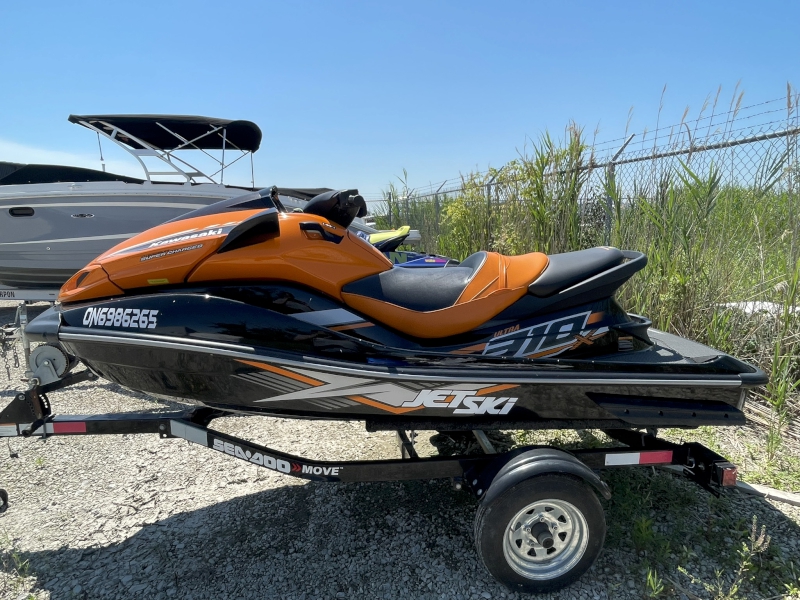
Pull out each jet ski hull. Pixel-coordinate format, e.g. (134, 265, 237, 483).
(34, 287, 765, 429)
(62, 337, 752, 428)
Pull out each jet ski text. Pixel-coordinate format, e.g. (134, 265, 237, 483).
(401, 389, 517, 414)
(83, 307, 158, 329)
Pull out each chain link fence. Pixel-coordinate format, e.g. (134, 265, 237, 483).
(373, 95, 800, 437)
(374, 92, 800, 256)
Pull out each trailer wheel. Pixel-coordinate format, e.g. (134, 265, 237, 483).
(474, 475, 605, 593)
(0, 489, 8, 512)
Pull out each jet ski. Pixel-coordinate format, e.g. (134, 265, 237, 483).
(387, 250, 456, 268)
(280, 189, 449, 267)
(26, 187, 766, 430)
(364, 226, 459, 268)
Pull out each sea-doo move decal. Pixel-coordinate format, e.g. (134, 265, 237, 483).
(169, 421, 343, 480)
(482, 311, 608, 358)
(212, 438, 293, 472)
(83, 307, 158, 329)
(213, 439, 342, 477)
(236, 359, 520, 415)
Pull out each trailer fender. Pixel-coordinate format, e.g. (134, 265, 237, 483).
(477, 448, 611, 506)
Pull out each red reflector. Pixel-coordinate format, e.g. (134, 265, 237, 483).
(721, 467, 738, 487)
(52, 422, 87, 434)
(638, 450, 673, 464)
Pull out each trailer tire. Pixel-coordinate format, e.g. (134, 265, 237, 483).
(474, 474, 605, 593)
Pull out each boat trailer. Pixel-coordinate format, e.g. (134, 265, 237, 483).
(1, 291, 65, 383)
(0, 369, 740, 593)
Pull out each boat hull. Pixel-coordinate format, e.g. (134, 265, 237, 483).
(0, 182, 248, 288)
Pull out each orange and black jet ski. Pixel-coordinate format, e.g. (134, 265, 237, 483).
(27, 187, 766, 430)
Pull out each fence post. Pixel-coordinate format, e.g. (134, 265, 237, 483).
(605, 134, 635, 245)
(604, 162, 614, 246)
(486, 173, 499, 251)
(434, 181, 445, 228)
(790, 128, 798, 266)
(486, 181, 491, 250)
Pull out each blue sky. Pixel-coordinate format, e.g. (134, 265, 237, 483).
(1, 0, 797, 199)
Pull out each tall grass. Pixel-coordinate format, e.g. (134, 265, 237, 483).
(374, 126, 800, 448)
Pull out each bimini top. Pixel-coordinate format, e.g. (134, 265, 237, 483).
(68, 114, 263, 152)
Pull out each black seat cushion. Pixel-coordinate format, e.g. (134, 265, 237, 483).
(528, 247, 625, 297)
(342, 252, 486, 311)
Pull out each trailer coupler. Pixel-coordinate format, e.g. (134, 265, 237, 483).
(0, 369, 97, 437)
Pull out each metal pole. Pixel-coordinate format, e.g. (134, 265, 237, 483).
(485, 177, 495, 251)
(434, 182, 445, 228)
(604, 134, 635, 245)
(250, 153, 255, 189)
(604, 164, 614, 246)
(220, 128, 227, 185)
(18, 303, 31, 377)
(484, 171, 502, 251)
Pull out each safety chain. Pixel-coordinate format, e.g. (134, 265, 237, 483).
(1, 324, 20, 379)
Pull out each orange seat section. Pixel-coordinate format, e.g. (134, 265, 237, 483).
(342, 251, 548, 339)
(457, 252, 551, 303)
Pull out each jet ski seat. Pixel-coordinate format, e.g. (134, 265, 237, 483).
(341, 251, 549, 338)
(528, 247, 626, 297)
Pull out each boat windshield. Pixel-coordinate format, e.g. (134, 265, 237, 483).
(166, 188, 277, 223)
(164, 186, 336, 223)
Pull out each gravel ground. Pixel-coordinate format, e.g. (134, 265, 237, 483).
(1, 302, 799, 600)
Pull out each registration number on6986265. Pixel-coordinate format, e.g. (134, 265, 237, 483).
(82, 306, 159, 329)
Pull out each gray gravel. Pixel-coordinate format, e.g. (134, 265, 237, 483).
(1, 301, 799, 600)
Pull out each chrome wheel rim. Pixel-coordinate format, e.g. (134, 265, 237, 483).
(502, 498, 589, 580)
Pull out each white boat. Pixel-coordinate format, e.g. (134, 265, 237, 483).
(0, 114, 263, 290)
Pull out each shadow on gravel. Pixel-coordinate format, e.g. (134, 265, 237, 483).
(18, 479, 494, 600)
(13, 468, 800, 600)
